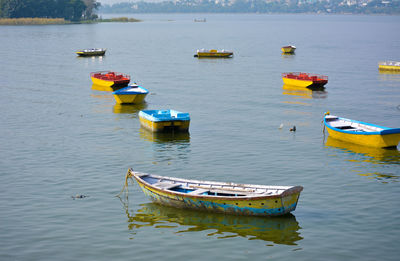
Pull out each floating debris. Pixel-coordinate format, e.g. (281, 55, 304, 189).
(71, 194, 89, 200)
(290, 126, 296, 132)
(279, 123, 284, 129)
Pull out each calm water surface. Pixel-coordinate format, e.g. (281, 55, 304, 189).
(1, 14, 400, 260)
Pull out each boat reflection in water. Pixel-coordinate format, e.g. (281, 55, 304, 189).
(113, 103, 147, 114)
(139, 127, 190, 143)
(325, 136, 400, 182)
(282, 84, 327, 100)
(91, 83, 125, 92)
(125, 203, 303, 245)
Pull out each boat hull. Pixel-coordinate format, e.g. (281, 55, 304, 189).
(281, 47, 296, 54)
(139, 116, 190, 132)
(325, 127, 400, 148)
(132, 172, 302, 217)
(282, 72, 328, 88)
(76, 51, 105, 56)
(324, 115, 400, 148)
(379, 65, 400, 71)
(196, 53, 233, 58)
(282, 77, 314, 87)
(113, 86, 149, 104)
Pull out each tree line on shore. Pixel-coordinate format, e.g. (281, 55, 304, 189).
(100, 0, 400, 15)
(0, 0, 100, 21)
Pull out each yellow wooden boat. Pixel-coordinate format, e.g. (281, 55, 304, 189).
(282, 72, 328, 88)
(90, 71, 130, 87)
(139, 109, 190, 132)
(378, 61, 400, 71)
(127, 168, 303, 217)
(112, 84, 149, 104)
(324, 113, 400, 148)
(194, 49, 233, 58)
(281, 45, 296, 54)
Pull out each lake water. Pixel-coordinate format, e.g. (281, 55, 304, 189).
(1, 13, 400, 260)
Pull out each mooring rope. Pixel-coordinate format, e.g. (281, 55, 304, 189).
(116, 169, 134, 197)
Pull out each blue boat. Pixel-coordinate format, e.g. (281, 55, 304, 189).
(112, 84, 149, 104)
(139, 109, 190, 132)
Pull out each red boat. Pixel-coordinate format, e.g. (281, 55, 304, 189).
(282, 72, 328, 88)
(90, 71, 130, 87)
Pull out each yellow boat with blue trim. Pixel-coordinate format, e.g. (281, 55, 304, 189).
(194, 49, 233, 58)
(378, 61, 400, 72)
(139, 109, 190, 132)
(324, 113, 400, 148)
(281, 45, 296, 54)
(127, 168, 303, 217)
(113, 84, 149, 104)
(282, 72, 328, 88)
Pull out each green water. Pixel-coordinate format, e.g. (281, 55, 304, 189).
(0, 14, 399, 260)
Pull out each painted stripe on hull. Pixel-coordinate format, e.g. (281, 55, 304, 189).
(137, 182, 300, 217)
(139, 117, 190, 132)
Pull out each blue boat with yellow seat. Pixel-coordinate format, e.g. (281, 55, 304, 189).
(126, 168, 303, 217)
(112, 84, 149, 104)
(139, 109, 190, 132)
(324, 113, 400, 148)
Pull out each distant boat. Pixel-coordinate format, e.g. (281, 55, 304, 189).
(281, 45, 296, 54)
(282, 72, 328, 88)
(194, 18, 206, 22)
(113, 84, 149, 104)
(194, 49, 233, 58)
(378, 61, 400, 71)
(127, 168, 303, 217)
(324, 113, 400, 148)
(90, 71, 130, 87)
(76, 48, 106, 57)
(139, 109, 190, 132)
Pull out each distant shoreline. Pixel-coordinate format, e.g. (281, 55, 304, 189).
(0, 17, 141, 26)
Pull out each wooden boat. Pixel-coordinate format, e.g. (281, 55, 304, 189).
(139, 109, 190, 132)
(378, 61, 400, 72)
(128, 168, 303, 217)
(90, 71, 130, 87)
(282, 72, 328, 88)
(112, 84, 148, 104)
(324, 113, 400, 148)
(76, 48, 106, 56)
(194, 49, 233, 58)
(281, 45, 296, 54)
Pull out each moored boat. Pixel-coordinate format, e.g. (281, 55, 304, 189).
(112, 84, 149, 104)
(76, 48, 106, 56)
(324, 113, 400, 148)
(194, 49, 233, 58)
(139, 109, 190, 132)
(378, 61, 400, 71)
(90, 71, 130, 87)
(281, 45, 296, 54)
(282, 72, 328, 88)
(127, 168, 303, 217)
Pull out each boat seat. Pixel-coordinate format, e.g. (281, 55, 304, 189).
(153, 181, 181, 190)
(188, 189, 209, 195)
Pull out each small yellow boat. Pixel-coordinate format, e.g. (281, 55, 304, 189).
(324, 113, 400, 148)
(139, 109, 190, 132)
(112, 84, 149, 104)
(282, 72, 328, 88)
(194, 49, 233, 58)
(76, 48, 106, 57)
(281, 45, 296, 54)
(378, 61, 400, 71)
(127, 168, 303, 217)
